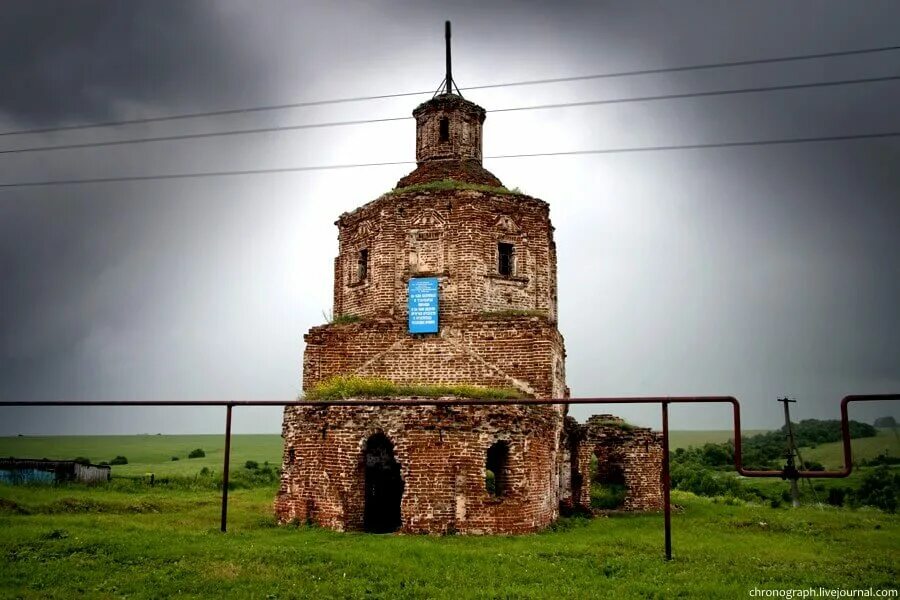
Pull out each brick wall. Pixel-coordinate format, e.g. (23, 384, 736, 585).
(276, 402, 563, 534)
(303, 317, 566, 400)
(568, 415, 664, 512)
(413, 94, 485, 163)
(333, 190, 558, 324)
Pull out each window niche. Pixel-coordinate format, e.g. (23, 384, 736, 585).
(497, 242, 515, 277)
(356, 248, 369, 283)
(485, 441, 511, 497)
(439, 117, 450, 142)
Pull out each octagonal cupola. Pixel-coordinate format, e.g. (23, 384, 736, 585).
(413, 94, 485, 163)
(396, 22, 501, 189)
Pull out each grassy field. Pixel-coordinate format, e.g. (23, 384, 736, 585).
(667, 430, 768, 449)
(0, 483, 897, 599)
(803, 428, 900, 469)
(0, 435, 283, 477)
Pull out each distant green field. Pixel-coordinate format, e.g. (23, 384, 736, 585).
(802, 428, 900, 469)
(668, 430, 769, 449)
(0, 435, 283, 477)
(1, 429, 896, 477)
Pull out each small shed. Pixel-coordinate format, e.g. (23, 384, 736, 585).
(0, 458, 111, 485)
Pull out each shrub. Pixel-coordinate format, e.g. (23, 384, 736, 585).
(171, 456, 179, 461)
(188, 449, 205, 459)
(851, 466, 900, 513)
(861, 452, 900, 467)
(199, 467, 211, 476)
(244, 460, 259, 470)
(826, 487, 848, 507)
(72, 457, 91, 466)
(670, 462, 742, 497)
(109, 456, 128, 465)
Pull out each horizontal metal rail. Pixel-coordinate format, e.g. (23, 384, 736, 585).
(2, 393, 897, 561)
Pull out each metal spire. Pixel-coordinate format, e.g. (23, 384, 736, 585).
(434, 21, 462, 98)
(445, 21, 453, 95)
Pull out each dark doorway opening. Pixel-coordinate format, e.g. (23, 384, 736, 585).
(590, 452, 627, 509)
(364, 433, 404, 533)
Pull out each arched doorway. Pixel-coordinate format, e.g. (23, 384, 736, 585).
(363, 433, 404, 533)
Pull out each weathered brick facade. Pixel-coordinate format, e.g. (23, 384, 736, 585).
(277, 89, 663, 533)
(565, 416, 665, 512)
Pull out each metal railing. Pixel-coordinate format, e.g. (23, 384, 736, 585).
(2, 393, 897, 560)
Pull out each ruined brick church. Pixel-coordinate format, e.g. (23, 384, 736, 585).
(276, 26, 662, 534)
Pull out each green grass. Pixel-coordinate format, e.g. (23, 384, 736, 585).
(331, 314, 362, 325)
(668, 430, 769, 449)
(305, 375, 525, 401)
(802, 428, 900, 469)
(478, 309, 549, 319)
(0, 435, 283, 477)
(390, 179, 521, 196)
(0, 484, 897, 599)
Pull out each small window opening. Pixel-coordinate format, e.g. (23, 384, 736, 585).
(288, 447, 296, 465)
(357, 248, 369, 282)
(485, 441, 511, 497)
(439, 117, 450, 142)
(498, 243, 514, 277)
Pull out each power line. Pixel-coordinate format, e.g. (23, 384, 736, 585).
(1, 44, 897, 137)
(1, 131, 896, 189)
(2, 75, 897, 156)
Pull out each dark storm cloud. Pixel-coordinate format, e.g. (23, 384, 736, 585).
(0, 0, 269, 125)
(1, 0, 898, 434)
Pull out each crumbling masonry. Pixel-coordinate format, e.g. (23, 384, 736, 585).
(276, 88, 663, 534)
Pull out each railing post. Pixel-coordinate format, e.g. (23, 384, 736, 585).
(662, 401, 672, 561)
(221, 403, 233, 533)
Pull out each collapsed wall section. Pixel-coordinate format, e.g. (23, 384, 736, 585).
(567, 415, 664, 512)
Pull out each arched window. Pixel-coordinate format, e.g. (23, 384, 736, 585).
(485, 441, 511, 497)
(439, 117, 450, 142)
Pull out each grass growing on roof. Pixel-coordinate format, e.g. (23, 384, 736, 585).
(304, 375, 525, 401)
(478, 309, 548, 319)
(592, 417, 636, 431)
(330, 313, 362, 325)
(390, 179, 523, 196)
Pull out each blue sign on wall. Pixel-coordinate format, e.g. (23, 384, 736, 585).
(408, 277, 439, 333)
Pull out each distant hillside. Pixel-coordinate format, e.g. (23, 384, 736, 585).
(800, 428, 900, 469)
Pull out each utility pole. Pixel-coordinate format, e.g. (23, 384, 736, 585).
(778, 397, 801, 507)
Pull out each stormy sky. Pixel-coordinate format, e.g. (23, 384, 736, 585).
(1, 0, 898, 435)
